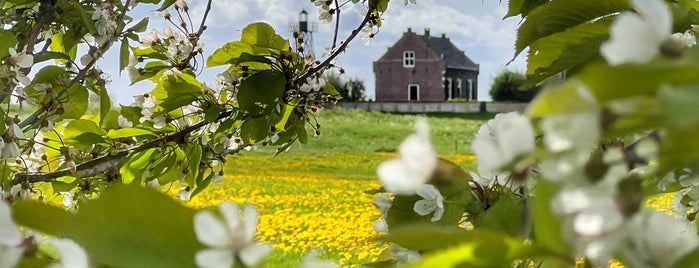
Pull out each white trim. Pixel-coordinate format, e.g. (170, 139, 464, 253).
(403, 51, 415, 68)
(408, 84, 420, 101)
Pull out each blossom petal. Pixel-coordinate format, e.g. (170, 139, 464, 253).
(194, 210, 230, 248)
(377, 159, 425, 195)
(413, 199, 435, 216)
(241, 204, 259, 243)
(218, 202, 241, 235)
(238, 243, 272, 266)
(0, 246, 23, 268)
(0, 202, 23, 246)
(195, 248, 234, 268)
(48, 238, 89, 268)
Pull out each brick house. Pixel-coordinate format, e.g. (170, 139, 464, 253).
(373, 28, 479, 102)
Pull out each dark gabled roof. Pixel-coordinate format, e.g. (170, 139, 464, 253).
(420, 33, 479, 72)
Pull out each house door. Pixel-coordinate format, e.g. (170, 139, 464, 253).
(409, 84, 419, 101)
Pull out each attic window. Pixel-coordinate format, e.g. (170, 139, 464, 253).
(403, 51, 415, 68)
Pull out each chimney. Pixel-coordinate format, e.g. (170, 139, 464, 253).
(424, 28, 430, 37)
(407, 27, 412, 33)
(441, 33, 446, 39)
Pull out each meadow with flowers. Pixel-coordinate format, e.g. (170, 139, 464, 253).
(185, 109, 486, 266)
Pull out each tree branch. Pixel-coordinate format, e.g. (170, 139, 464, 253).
(13, 110, 234, 184)
(297, 10, 371, 82)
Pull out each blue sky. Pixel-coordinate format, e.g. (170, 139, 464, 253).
(103, 0, 526, 104)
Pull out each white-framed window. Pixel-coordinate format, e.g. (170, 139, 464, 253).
(408, 84, 419, 101)
(403, 51, 415, 67)
(456, 78, 463, 98)
(467, 79, 474, 100)
(445, 78, 452, 100)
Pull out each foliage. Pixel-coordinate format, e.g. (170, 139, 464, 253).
(325, 71, 368, 102)
(4, 0, 699, 267)
(489, 69, 540, 102)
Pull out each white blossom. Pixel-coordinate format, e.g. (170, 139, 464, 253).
(299, 250, 340, 268)
(193, 203, 271, 268)
(0, 201, 24, 268)
(541, 112, 600, 153)
(117, 115, 133, 128)
(2, 141, 20, 160)
(125, 55, 140, 82)
(670, 30, 697, 48)
(140, 29, 160, 47)
(178, 187, 192, 201)
(46, 238, 89, 268)
(413, 184, 444, 222)
(620, 210, 699, 268)
(9, 184, 29, 200)
(600, 0, 672, 65)
(472, 112, 535, 175)
(404, 0, 416, 5)
(389, 245, 421, 265)
(8, 47, 33, 68)
(61, 191, 74, 209)
(377, 119, 437, 195)
(360, 24, 375, 45)
(92, 6, 117, 37)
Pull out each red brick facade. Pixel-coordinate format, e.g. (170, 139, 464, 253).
(374, 29, 479, 102)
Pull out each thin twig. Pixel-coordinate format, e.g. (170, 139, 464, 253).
(298, 11, 371, 83)
(331, 0, 341, 50)
(13, 109, 234, 184)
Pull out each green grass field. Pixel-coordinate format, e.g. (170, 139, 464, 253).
(186, 108, 493, 267)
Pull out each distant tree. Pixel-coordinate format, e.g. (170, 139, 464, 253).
(489, 69, 540, 102)
(326, 71, 368, 102)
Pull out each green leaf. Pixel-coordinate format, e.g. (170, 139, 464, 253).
(51, 176, 79, 193)
(578, 49, 699, 102)
(672, 245, 699, 268)
(151, 72, 202, 115)
(474, 194, 523, 236)
(49, 33, 78, 61)
(34, 51, 72, 63)
(657, 85, 699, 128)
(120, 148, 157, 184)
(274, 102, 297, 130)
(183, 143, 202, 185)
(384, 224, 473, 251)
(526, 17, 611, 84)
(237, 70, 285, 116)
(659, 124, 699, 174)
(505, 0, 548, 18)
(206, 42, 273, 67)
(12, 201, 73, 235)
(119, 39, 130, 73)
(100, 87, 111, 127)
(531, 179, 570, 254)
(409, 232, 540, 268)
(63, 119, 106, 149)
(133, 46, 169, 61)
(63, 184, 199, 268)
(515, 0, 629, 58)
(369, 0, 389, 13)
(59, 84, 89, 120)
(0, 29, 18, 59)
(157, 0, 177, 11)
(107, 127, 156, 139)
(204, 105, 222, 123)
(526, 80, 599, 117)
(129, 17, 149, 32)
(386, 194, 431, 227)
(241, 22, 289, 51)
(323, 82, 341, 97)
(241, 117, 269, 144)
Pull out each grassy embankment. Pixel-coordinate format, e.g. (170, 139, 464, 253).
(185, 108, 493, 266)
